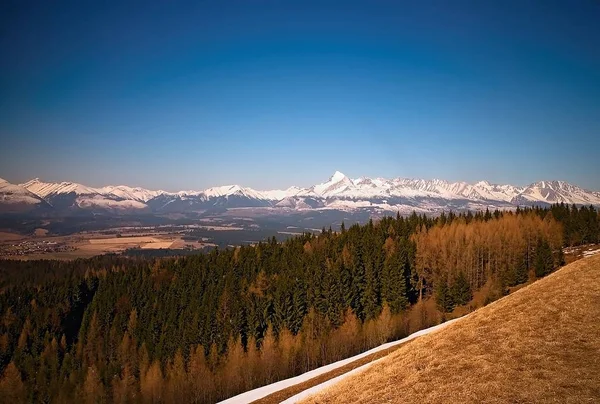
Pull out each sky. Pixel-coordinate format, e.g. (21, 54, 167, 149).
(1, 0, 599, 191)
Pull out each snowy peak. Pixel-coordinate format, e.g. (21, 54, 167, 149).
(4, 174, 600, 215)
(330, 171, 350, 183)
(261, 186, 307, 201)
(203, 185, 269, 200)
(21, 178, 97, 198)
(0, 178, 42, 203)
(313, 171, 356, 196)
(18, 178, 151, 212)
(514, 180, 600, 205)
(0, 178, 49, 212)
(98, 185, 164, 202)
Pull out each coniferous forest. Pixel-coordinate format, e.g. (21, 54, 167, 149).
(0, 204, 598, 403)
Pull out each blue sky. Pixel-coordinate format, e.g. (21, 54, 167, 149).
(1, 0, 599, 191)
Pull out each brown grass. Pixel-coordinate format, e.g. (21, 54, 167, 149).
(303, 254, 600, 404)
(141, 241, 174, 249)
(253, 340, 420, 404)
(33, 228, 49, 237)
(88, 236, 160, 244)
(0, 232, 23, 241)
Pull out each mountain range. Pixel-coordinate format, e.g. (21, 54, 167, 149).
(1, 172, 599, 215)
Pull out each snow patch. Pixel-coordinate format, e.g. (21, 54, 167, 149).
(218, 318, 460, 404)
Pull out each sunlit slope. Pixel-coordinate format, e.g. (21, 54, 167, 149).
(304, 254, 600, 404)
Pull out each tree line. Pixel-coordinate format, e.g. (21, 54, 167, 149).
(0, 204, 598, 402)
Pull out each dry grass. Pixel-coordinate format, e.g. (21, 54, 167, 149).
(88, 236, 160, 244)
(253, 341, 421, 404)
(304, 254, 600, 404)
(141, 241, 174, 249)
(0, 231, 23, 241)
(33, 228, 49, 237)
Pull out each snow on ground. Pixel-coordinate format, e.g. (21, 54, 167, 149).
(0, 178, 44, 205)
(583, 248, 600, 258)
(76, 196, 148, 210)
(217, 318, 461, 404)
(12, 174, 600, 211)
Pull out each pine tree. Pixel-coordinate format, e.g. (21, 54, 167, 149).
(535, 238, 554, 277)
(383, 250, 409, 314)
(451, 272, 472, 306)
(435, 279, 454, 313)
(515, 251, 529, 285)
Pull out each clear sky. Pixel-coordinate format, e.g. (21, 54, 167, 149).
(1, 0, 599, 191)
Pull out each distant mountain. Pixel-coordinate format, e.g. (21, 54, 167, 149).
(19, 178, 149, 213)
(0, 177, 50, 213)
(98, 185, 165, 203)
(511, 180, 600, 206)
(0, 173, 597, 216)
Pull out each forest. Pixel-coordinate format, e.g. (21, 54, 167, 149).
(0, 203, 598, 403)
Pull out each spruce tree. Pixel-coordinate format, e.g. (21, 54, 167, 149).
(535, 238, 554, 277)
(435, 279, 454, 312)
(451, 272, 472, 306)
(514, 252, 529, 285)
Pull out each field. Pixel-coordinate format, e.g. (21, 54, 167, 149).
(0, 213, 329, 259)
(0, 232, 23, 241)
(0, 232, 194, 259)
(81, 235, 176, 253)
(302, 254, 600, 404)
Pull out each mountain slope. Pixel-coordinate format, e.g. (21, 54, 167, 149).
(20, 178, 149, 213)
(302, 254, 600, 404)
(512, 180, 600, 205)
(98, 185, 164, 202)
(0, 178, 49, 213)
(8, 173, 600, 215)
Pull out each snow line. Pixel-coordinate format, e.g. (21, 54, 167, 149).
(218, 317, 461, 404)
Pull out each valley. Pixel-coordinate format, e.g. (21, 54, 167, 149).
(3, 172, 599, 261)
(0, 214, 327, 259)
(2, 2, 598, 402)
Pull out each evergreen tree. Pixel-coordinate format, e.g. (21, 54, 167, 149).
(435, 279, 454, 312)
(535, 238, 554, 277)
(451, 272, 472, 306)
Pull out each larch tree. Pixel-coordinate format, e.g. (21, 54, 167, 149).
(82, 365, 105, 404)
(140, 360, 163, 403)
(0, 362, 26, 402)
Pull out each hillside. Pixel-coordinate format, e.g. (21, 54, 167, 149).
(302, 254, 600, 404)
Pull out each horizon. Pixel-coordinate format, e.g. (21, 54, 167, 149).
(1, 1, 599, 190)
(3, 170, 599, 194)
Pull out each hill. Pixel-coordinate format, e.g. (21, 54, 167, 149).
(302, 254, 600, 403)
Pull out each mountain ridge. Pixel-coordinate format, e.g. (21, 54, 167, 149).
(1, 172, 598, 215)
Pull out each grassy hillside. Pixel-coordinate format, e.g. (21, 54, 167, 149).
(303, 254, 600, 403)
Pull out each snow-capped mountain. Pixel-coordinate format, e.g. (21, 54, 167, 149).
(98, 185, 165, 203)
(313, 171, 356, 196)
(0, 178, 50, 213)
(20, 178, 148, 213)
(1, 172, 598, 216)
(512, 181, 600, 206)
